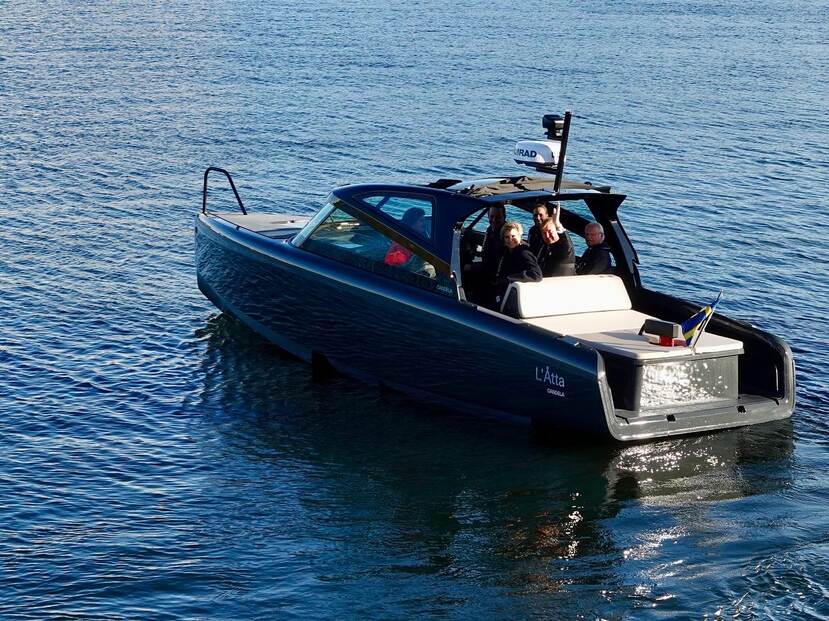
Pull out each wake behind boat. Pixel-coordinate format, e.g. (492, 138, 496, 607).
(194, 113, 794, 441)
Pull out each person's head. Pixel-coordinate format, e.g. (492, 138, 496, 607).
(540, 217, 559, 245)
(585, 222, 605, 247)
(488, 205, 506, 230)
(532, 202, 548, 227)
(501, 222, 523, 249)
(401, 207, 427, 235)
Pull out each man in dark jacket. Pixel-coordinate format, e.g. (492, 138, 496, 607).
(576, 222, 612, 275)
(527, 201, 548, 255)
(463, 204, 506, 306)
(536, 217, 575, 277)
(480, 204, 506, 279)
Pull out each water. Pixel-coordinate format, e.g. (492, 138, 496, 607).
(2, 1, 828, 618)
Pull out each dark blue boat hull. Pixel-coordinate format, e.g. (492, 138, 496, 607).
(196, 213, 796, 441)
(195, 215, 615, 438)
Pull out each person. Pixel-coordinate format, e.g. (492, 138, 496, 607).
(536, 217, 575, 277)
(384, 207, 435, 277)
(493, 221, 542, 306)
(480, 204, 506, 279)
(527, 201, 548, 255)
(576, 222, 611, 275)
(385, 207, 426, 266)
(461, 204, 507, 304)
(384, 207, 429, 265)
(403, 206, 430, 238)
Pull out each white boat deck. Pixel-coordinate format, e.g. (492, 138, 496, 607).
(215, 212, 311, 236)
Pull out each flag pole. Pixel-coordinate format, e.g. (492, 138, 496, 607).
(691, 289, 723, 351)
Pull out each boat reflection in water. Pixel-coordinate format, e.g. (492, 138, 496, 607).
(193, 313, 795, 614)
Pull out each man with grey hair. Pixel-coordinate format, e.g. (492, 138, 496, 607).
(576, 222, 611, 275)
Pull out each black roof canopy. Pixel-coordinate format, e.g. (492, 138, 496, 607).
(331, 177, 626, 273)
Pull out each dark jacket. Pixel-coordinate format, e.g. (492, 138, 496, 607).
(537, 232, 576, 277)
(496, 244, 543, 287)
(528, 224, 543, 256)
(481, 226, 504, 278)
(576, 243, 611, 275)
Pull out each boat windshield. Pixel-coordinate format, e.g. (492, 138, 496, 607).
(296, 205, 454, 297)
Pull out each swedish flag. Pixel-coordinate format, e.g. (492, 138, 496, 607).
(680, 291, 723, 346)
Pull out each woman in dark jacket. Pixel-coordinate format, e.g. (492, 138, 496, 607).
(493, 222, 542, 306)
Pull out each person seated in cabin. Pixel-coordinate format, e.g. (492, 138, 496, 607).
(527, 200, 548, 255)
(493, 221, 542, 306)
(480, 204, 507, 279)
(384, 207, 436, 277)
(384, 207, 425, 266)
(576, 222, 612, 275)
(403, 206, 431, 238)
(536, 216, 576, 277)
(463, 204, 506, 304)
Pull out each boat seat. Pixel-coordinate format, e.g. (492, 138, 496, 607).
(501, 275, 743, 360)
(502, 274, 633, 318)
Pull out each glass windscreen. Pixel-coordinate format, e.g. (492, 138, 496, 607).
(298, 206, 453, 297)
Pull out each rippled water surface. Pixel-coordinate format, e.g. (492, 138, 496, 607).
(2, 1, 828, 618)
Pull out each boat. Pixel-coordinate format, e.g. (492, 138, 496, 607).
(194, 112, 795, 441)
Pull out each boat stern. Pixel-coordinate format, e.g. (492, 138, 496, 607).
(601, 337, 795, 442)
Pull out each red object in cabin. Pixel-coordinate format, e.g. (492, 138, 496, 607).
(384, 242, 412, 266)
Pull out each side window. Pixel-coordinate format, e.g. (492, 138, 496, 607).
(301, 207, 453, 296)
(360, 194, 434, 240)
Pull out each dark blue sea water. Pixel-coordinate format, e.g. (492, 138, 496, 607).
(2, 1, 828, 618)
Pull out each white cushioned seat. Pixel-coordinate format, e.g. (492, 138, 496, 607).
(501, 275, 743, 361)
(503, 275, 632, 319)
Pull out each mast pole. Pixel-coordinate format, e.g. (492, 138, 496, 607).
(553, 109, 572, 194)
